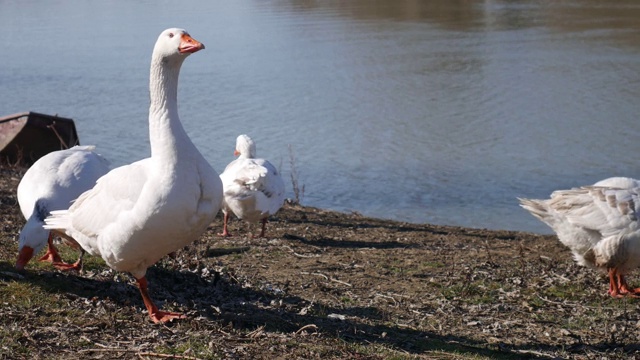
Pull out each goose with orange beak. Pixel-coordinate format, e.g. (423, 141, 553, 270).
(16, 145, 110, 271)
(45, 28, 222, 324)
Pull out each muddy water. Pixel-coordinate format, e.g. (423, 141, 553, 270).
(2, 0, 640, 233)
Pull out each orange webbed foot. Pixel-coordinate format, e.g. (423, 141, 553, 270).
(52, 251, 84, 272)
(618, 285, 640, 297)
(39, 234, 63, 263)
(136, 276, 187, 324)
(613, 272, 640, 297)
(149, 310, 187, 324)
(52, 259, 83, 272)
(39, 250, 63, 264)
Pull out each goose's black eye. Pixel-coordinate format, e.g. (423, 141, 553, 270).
(168, 33, 174, 38)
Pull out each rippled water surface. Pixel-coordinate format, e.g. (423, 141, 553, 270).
(2, 0, 640, 234)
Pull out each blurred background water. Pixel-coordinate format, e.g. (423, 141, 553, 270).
(2, 0, 640, 234)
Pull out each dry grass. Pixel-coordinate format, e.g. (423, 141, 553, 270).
(2, 166, 640, 359)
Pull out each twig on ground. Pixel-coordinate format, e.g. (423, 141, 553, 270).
(330, 278, 352, 287)
(247, 325, 265, 338)
(300, 271, 351, 286)
(78, 348, 202, 360)
(137, 352, 202, 360)
(511, 348, 552, 358)
(295, 324, 318, 335)
(535, 294, 613, 310)
(301, 271, 329, 280)
(283, 245, 318, 258)
(375, 293, 398, 306)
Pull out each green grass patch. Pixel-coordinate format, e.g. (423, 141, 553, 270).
(441, 282, 497, 304)
(155, 337, 216, 359)
(422, 260, 446, 269)
(0, 326, 32, 358)
(541, 283, 588, 300)
(1, 280, 69, 309)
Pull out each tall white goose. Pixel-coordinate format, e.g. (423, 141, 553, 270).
(16, 145, 110, 271)
(45, 28, 223, 323)
(519, 177, 640, 298)
(219, 134, 285, 238)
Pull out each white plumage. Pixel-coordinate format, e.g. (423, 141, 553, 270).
(44, 28, 223, 323)
(219, 134, 285, 238)
(519, 177, 640, 297)
(16, 145, 110, 271)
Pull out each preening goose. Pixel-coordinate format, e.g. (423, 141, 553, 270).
(519, 177, 640, 297)
(45, 28, 223, 323)
(219, 134, 285, 238)
(16, 145, 110, 271)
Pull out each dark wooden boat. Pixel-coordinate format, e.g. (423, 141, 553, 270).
(0, 112, 80, 165)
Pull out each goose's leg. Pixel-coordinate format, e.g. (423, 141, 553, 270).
(257, 218, 268, 238)
(218, 212, 232, 237)
(136, 276, 186, 324)
(608, 268, 625, 298)
(617, 273, 640, 296)
(38, 233, 63, 264)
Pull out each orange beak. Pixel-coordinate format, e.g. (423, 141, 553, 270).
(179, 33, 205, 54)
(16, 246, 34, 271)
(234, 149, 240, 156)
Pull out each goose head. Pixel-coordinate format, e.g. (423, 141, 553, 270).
(16, 218, 48, 271)
(152, 28, 204, 64)
(148, 28, 205, 119)
(234, 134, 257, 158)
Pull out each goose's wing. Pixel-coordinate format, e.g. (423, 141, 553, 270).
(17, 145, 111, 219)
(253, 159, 285, 212)
(550, 186, 640, 238)
(225, 159, 268, 191)
(45, 159, 149, 241)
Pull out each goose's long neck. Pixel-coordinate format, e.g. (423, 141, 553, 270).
(148, 57, 192, 165)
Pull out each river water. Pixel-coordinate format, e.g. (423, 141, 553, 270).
(2, 0, 640, 234)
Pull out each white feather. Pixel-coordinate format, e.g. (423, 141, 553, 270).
(519, 177, 640, 272)
(17, 145, 110, 258)
(43, 28, 222, 280)
(220, 135, 285, 226)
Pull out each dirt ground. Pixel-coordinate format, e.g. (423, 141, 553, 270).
(2, 165, 640, 359)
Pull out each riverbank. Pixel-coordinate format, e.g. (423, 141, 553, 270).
(1, 166, 638, 359)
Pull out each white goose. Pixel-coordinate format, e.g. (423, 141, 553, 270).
(219, 134, 285, 238)
(16, 145, 110, 271)
(45, 28, 223, 323)
(519, 176, 640, 297)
